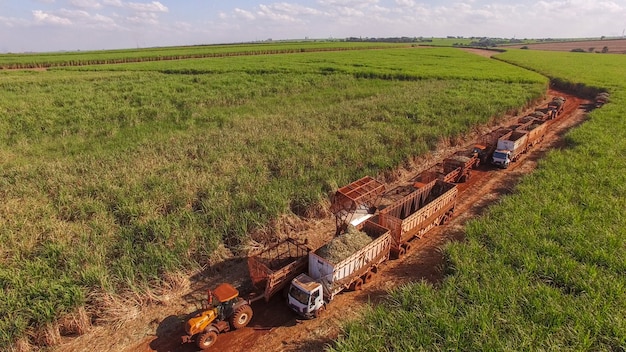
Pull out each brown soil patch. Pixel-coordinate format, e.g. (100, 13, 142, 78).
(50, 90, 591, 352)
(459, 48, 499, 58)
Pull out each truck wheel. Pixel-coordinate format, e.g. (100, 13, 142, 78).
(314, 304, 326, 318)
(230, 304, 253, 329)
(439, 215, 449, 225)
(363, 271, 373, 284)
(197, 331, 218, 350)
(350, 278, 363, 291)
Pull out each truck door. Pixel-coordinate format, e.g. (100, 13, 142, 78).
(310, 288, 322, 311)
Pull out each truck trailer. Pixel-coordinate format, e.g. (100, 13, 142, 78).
(518, 119, 547, 148)
(378, 179, 457, 258)
(287, 220, 392, 318)
(247, 238, 310, 302)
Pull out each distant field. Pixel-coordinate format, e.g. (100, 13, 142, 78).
(496, 48, 626, 91)
(0, 47, 547, 348)
(506, 38, 626, 54)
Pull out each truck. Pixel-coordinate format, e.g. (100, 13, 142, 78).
(491, 130, 529, 168)
(377, 179, 457, 258)
(472, 127, 511, 165)
(547, 96, 566, 117)
(287, 220, 392, 318)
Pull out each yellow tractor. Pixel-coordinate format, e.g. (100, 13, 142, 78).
(182, 283, 253, 350)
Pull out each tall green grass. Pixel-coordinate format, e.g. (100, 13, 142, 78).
(0, 47, 546, 348)
(331, 51, 626, 351)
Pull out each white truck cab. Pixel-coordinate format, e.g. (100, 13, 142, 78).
(287, 273, 325, 319)
(492, 149, 511, 168)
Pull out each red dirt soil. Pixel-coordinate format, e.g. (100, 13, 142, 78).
(52, 86, 591, 351)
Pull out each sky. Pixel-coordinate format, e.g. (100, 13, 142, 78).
(0, 0, 625, 53)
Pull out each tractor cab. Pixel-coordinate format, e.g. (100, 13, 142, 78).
(206, 283, 239, 320)
(472, 144, 489, 164)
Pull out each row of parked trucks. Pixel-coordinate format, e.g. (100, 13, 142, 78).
(182, 95, 571, 349)
(259, 176, 458, 320)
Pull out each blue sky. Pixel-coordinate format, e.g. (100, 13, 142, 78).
(0, 0, 624, 53)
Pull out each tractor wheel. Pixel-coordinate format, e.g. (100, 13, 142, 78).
(197, 330, 218, 350)
(230, 304, 253, 329)
(349, 278, 364, 291)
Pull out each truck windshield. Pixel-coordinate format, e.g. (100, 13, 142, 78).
(493, 151, 508, 160)
(289, 285, 310, 305)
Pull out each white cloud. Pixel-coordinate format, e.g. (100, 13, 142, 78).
(100, 0, 167, 12)
(126, 12, 159, 25)
(233, 8, 256, 20)
(69, 0, 103, 9)
(257, 4, 299, 22)
(0, 16, 30, 28)
(32, 10, 72, 25)
(125, 1, 168, 13)
(395, 0, 415, 7)
(56, 8, 117, 27)
(317, 0, 379, 6)
(102, 0, 123, 7)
